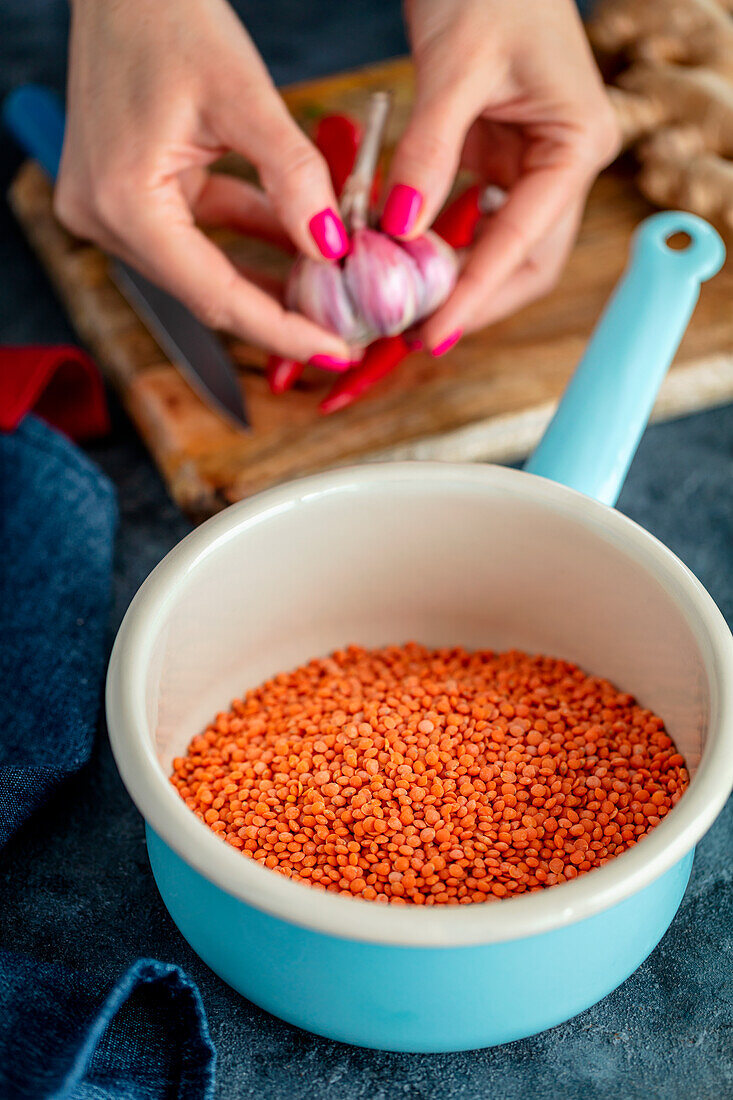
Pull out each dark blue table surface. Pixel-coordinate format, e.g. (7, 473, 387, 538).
(1, 3, 731, 1098)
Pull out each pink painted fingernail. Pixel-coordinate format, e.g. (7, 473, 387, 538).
(381, 184, 423, 236)
(309, 354, 352, 372)
(430, 329, 462, 358)
(309, 208, 349, 260)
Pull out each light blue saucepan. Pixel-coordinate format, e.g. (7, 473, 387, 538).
(13, 85, 730, 1052)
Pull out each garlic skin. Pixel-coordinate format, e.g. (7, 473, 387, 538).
(286, 255, 369, 345)
(401, 230, 459, 321)
(344, 229, 421, 339)
(286, 229, 457, 345)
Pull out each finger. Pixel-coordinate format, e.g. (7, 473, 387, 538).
(227, 262, 284, 299)
(191, 172, 293, 251)
(214, 77, 349, 262)
(118, 195, 355, 364)
(381, 92, 473, 240)
(460, 120, 525, 190)
(421, 158, 587, 350)
(464, 199, 584, 330)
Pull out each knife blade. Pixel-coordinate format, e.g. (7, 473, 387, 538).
(3, 84, 249, 429)
(110, 261, 249, 427)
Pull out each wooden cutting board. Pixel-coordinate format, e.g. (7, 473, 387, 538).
(9, 58, 733, 522)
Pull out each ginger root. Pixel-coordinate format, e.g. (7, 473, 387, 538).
(588, 0, 733, 80)
(590, 0, 733, 245)
(615, 64, 733, 151)
(638, 130, 733, 237)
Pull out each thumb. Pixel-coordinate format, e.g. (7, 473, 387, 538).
(381, 92, 472, 239)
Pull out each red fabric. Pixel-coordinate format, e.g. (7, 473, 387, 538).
(0, 345, 110, 440)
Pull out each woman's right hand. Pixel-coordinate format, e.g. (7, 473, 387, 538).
(57, 0, 357, 368)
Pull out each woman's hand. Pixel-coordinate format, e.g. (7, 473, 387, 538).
(57, 0, 356, 367)
(382, 0, 620, 354)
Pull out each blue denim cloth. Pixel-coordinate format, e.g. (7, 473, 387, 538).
(0, 952, 215, 1100)
(0, 419, 214, 1099)
(0, 416, 116, 846)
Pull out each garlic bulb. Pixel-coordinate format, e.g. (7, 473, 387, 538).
(286, 253, 369, 345)
(286, 92, 458, 346)
(287, 227, 456, 345)
(401, 231, 459, 319)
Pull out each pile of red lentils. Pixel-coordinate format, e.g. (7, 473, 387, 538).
(170, 644, 688, 905)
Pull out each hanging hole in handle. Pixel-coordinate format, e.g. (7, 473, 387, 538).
(665, 231, 693, 251)
(637, 212, 725, 282)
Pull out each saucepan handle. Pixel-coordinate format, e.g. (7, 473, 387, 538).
(525, 211, 725, 506)
(3, 84, 65, 181)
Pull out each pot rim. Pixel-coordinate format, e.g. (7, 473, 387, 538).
(106, 462, 733, 947)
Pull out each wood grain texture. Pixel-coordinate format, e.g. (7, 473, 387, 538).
(8, 57, 733, 521)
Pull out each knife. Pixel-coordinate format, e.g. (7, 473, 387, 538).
(3, 84, 249, 430)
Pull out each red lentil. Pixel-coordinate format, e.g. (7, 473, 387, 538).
(170, 644, 688, 905)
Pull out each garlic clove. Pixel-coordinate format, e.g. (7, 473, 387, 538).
(286, 255, 370, 346)
(400, 231, 459, 321)
(344, 228, 421, 338)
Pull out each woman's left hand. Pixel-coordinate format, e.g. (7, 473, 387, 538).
(381, 0, 620, 354)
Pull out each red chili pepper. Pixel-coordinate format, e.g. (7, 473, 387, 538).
(267, 356, 305, 394)
(314, 115, 360, 198)
(315, 114, 381, 211)
(319, 337, 410, 414)
(433, 184, 483, 248)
